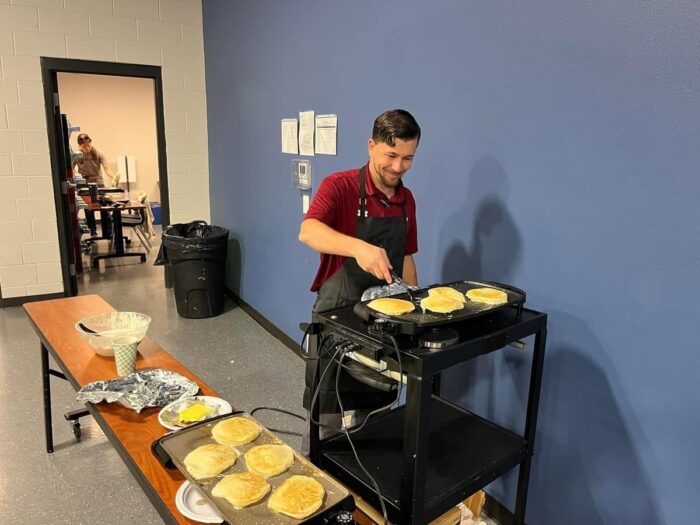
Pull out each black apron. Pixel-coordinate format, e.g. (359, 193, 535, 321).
(304, 166, 407, 412)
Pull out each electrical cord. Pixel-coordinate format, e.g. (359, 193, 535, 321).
(250, 406, 305, 437)
(298, 322, 313, 360)
(335, 348, 388, 525)
(348, 333, 404, 435)
(308, 343, 345, 429)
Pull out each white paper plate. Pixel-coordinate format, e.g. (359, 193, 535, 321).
(176, 481, 223, 524)
(158, 395, 232, 431)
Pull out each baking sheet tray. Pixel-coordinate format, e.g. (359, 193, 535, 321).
(157, 412, 350, 524)
(354, 280, 525, 328)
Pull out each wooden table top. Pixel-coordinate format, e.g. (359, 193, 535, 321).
(24, 294, 215, 525)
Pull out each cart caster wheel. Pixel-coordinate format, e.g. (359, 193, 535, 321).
(71, 421, 82, 441)
(140, 255, 146, 262)
(125, 238, 132, 245)
(92, 260, 99, 268)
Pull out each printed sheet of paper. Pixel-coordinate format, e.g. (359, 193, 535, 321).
(299, 110, 315, 156)
(315, 114, 337, 155)
(281, 118, 298, 154)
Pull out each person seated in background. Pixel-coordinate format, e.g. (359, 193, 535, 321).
(72, 133, 117, 236)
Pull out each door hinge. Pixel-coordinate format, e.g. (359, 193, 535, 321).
(53, 91, 60, 108)
(61, 181, 69, 194)
(69, 263, 76, 277)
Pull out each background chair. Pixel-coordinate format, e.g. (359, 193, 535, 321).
(120, 192, 152, 254)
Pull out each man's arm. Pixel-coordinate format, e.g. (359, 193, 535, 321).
(299, 218, 394, 283)
(101, 162, 116, 183)
(402, 254, 417, 286)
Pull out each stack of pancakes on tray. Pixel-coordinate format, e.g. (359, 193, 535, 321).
(181, 416, 326, 519)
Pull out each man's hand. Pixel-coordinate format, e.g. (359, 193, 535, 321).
(354, 242, 393, 283)
(299, 219, 393, 282)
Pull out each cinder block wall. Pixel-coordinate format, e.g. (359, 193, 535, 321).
(0, 0, 211, 300)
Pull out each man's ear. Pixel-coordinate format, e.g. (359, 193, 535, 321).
(368, 139, 375, 156)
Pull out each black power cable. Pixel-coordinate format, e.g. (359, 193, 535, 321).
(348, 333, 404, 435)
(335, 348, 388, 525)
(249, 406, 305, 437)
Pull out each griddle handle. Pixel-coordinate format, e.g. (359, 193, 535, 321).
(151, 437, 175, 468)
(353, 302, 370, 322)
(482, 280, 527, 301)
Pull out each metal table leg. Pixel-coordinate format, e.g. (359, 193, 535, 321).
(400, 369, 432, 524)
(513, 324, 547, 524)
(41, 343, 54, 453)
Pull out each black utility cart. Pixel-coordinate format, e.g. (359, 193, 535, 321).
(308, 281, 547, 524)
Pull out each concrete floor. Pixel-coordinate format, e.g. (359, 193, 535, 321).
(0, 231, 306, 524)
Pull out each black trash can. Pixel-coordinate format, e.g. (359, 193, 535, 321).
(155, 221, 229, 318)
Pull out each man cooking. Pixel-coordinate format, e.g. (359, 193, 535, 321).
(298, 109, 421, 455)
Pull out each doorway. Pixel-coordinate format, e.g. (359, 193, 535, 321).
(42, 59, 170, 296)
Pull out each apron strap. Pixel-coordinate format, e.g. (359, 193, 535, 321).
(358, 165, 408, 221)
(358, 166, 368, 218)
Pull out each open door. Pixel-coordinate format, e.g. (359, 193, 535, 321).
(46, 72, 78, 296)
(42, 58, 171, 296)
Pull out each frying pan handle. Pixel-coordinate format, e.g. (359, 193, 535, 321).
(482, 280, 527, 301)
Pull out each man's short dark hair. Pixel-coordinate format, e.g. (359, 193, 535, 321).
(77, 133, 91, 145)
(372, 109, 421, 146)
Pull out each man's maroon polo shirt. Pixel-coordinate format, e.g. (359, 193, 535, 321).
(304, 163, 418, 292)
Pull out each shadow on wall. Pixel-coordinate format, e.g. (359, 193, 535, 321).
(226, 235, 242, 297)
(439, 155, 522, 284)
(439, 155, 524, 424)
(434, 156, 659, 522)
(528, 310, 661, 524)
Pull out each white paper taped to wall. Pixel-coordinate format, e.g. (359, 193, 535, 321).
(299, 110, 315, 156)
(315, 114, 337, 155)
(281, 118, 298, 154)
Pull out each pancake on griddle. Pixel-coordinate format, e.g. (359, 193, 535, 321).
(183, 443, 237, 480)
(267, 475, 326, 519)
(245, 444, 295, 478)
(466, 287, 508, 305)
(212, 416, 261, 446)
(212, 471, 271, 508)
(420, 295, 464, 314)
(367, 297, 415, 316)
(427, 286, 466, 303)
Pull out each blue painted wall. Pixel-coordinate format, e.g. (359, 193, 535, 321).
(203, 2, 700, 523)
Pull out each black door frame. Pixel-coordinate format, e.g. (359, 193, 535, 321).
(41, 58, 170, 297)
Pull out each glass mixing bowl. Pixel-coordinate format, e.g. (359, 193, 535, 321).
(75, 312, 151, 356)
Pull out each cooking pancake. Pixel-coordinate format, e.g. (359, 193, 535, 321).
(245, 444, 295, 478)
(183, 443, 237, 480)
(427, 286, 466, 303)
(420, 295, 464, 314)
(367, 297, 415, 316)
(212, 471, 271, 508)
(267, 475, 326, 519)
(466, 287, 508, 305)
(212, 416, 261, 446)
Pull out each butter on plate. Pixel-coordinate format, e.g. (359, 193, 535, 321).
(178, 402, 214, 423)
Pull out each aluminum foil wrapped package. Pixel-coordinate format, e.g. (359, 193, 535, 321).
(76, 369, 200, 412)
(361, 282, 418, 302)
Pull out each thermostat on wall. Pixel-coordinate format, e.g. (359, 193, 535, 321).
(293, 159, 312, 190)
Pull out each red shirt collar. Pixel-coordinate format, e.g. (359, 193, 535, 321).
(364, 162, 405, 203)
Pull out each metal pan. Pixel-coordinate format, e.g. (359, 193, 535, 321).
(155, 412, 351, 524)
